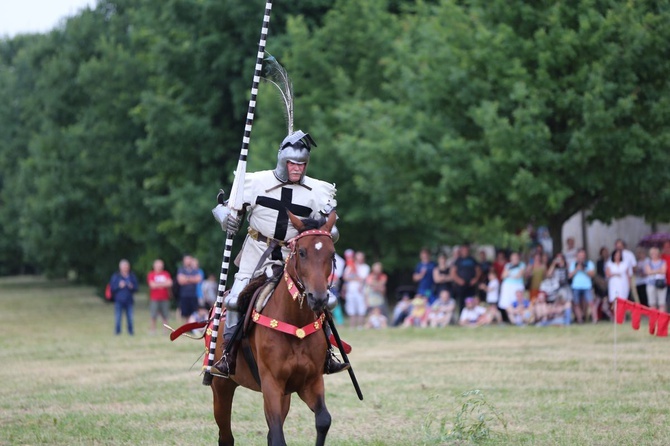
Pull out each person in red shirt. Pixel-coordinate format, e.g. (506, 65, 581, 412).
(662, 241, 670, 292)
(147, 259, 173, 334)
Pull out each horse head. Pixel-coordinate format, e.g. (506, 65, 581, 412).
(287, 211, 337, 313)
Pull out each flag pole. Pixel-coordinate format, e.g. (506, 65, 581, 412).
(203, 0, 274, 385)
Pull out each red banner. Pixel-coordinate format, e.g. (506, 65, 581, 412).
(615, 298, 669, 337)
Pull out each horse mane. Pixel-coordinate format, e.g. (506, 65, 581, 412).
(298, 217, 325, 232)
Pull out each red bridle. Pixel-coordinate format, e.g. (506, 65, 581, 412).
(285, 229, 334, 307)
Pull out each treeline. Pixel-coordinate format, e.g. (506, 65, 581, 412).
(1, 0, 669, 285)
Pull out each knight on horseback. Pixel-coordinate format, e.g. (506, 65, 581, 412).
(211, 129, 350, 378)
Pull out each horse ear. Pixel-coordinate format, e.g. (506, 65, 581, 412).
(288, 211, 305, 232)
(322, 211, 337, 232)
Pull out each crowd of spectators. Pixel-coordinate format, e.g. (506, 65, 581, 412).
(335, 237, 670, 330)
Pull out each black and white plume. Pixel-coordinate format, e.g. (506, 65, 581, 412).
(262, 54, 294, 135)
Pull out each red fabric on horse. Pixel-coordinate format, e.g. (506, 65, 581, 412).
(656, 313, 670, 337)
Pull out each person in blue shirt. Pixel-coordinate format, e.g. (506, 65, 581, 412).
(110, 259, 139, 335)
(412, 248, 436, 302)
(569, 248, 595, 323)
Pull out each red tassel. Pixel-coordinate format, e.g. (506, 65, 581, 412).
(615, 298, 630, 324)
(656, 313, 670, 337)
(329, 334, 352, 354)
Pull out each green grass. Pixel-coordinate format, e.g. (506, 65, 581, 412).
(2, 276, 670, 445)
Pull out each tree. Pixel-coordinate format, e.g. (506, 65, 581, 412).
(294, 0, 670, 259)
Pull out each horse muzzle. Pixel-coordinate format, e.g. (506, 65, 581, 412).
(306, 291, 329, 313)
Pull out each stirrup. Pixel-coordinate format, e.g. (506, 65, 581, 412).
(325, 351, 350, 375)
(212, 354, 233, 378)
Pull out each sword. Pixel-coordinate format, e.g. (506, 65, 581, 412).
(203, 0, 274, 386)
(326, 312, 364, 401)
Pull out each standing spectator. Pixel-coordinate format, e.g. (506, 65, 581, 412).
(480, 269, 502, 323)
(546, 253, 572, 304)
(606, 249, 631, 314)
(177, 254, 202, 323)
(569, 248, 596, 324)
(632, 247, 649, 306)
(201, 274, 218, 310)
(412, 248, 436, 302)
(615, 239, 637, 274)
(615, 239, 637, 298)
(563, 237, 578, 267)
(147, 259, 173, 335)
(481, 269, 500, 306)
(451, 244, 481, 310)
(343, 251, 370, 328)
(331, 252, 346, 325)
(492, 251, 508, 281)
(526, 251, 547, 302)
(364, 262, 388, 314)
(594, 247, 611, 320)
(662, 241, 670, 296)
(645, 247, 667, 312)
(193, 257, 206, 304)
(498, 252, 526, 323)
(110, 259, 138, 336)
(477, 250, 491, 301)
(432, 253, 452, 298)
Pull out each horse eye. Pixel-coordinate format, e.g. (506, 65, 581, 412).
(298, 248, 307, 258)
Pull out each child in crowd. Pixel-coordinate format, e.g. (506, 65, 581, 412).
(428, 289, 456, 327)
(459, 297, 489, 327)
(480, 269, 502, 324)
(532, 291, 550, 325)
(403, 294, 429, 328)
(365, 306, 388, 329)
(509, 289, 532, 326)
(392, 293, 412, 326)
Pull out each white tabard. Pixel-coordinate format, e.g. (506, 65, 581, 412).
(235, 170, 336, 280)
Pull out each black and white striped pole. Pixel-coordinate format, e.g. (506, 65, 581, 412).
(203, 0, 273, 385)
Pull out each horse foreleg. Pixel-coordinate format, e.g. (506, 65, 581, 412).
(297, 379, 331, 446)
(212, 377, 238, 446)
(262, 382, 289, 446)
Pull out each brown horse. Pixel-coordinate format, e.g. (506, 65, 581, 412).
(211, 211, 338, 446)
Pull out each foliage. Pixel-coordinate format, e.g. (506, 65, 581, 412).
(1, 0, 669, 284)
(423, 389, 508, 443)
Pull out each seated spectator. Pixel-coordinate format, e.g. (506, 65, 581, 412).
(365, 307, 388, 329)
(543, 294, 572, 326)
(508, 290, 532, 326)
(392, 293, 412, 327)
(532, 291, 550, 325)
(403, 294, 429, 328)
(188, 304, 210, 336)
(427, 289, 456, 327)
(458, 297, 489, 327)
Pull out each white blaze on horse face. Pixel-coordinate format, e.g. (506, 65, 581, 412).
(314, 241, 323, 251)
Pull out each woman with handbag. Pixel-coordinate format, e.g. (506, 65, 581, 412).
(645, 247, 667, 312)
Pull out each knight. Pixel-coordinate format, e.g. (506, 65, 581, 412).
(210, 59, 349, 378)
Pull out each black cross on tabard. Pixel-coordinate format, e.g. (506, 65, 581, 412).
(256, 187, 312, 240)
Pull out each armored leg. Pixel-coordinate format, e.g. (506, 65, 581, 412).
(212, 278, 248, 378)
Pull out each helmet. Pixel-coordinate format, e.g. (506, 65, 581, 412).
(273, 130, 317, 183)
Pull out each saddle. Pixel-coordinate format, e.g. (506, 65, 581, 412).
(239, 264, 284, 336)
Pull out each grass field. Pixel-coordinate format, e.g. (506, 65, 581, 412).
(2, 276, 670, 445)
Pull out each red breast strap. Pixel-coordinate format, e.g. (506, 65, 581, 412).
(252, 310, 325, 339)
